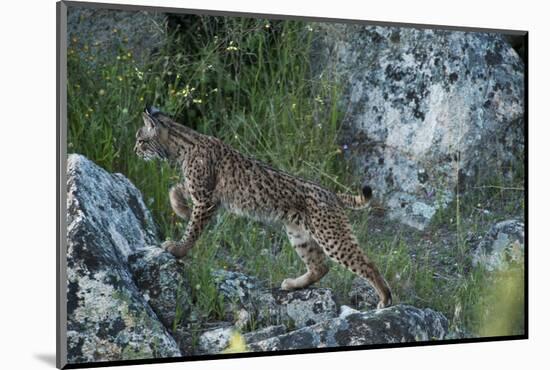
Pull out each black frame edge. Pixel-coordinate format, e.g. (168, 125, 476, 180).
(523, 32, 529, 339)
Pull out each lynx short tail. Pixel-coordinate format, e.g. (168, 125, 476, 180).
(337, 185, 373, 210)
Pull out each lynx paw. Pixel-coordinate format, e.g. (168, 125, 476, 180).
(161, 240, 188, 259)
(280, 278, 297, 291)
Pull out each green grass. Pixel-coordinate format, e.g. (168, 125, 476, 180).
(67, 15, 525, 338)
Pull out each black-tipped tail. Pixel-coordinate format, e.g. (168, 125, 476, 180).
(337, 185, 373, 210)
(362, 185, 373, 199)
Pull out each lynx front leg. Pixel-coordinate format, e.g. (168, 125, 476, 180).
(281, 224, 329, 290)
(164, 155, 217, 258)
(162, 201, 217, 258)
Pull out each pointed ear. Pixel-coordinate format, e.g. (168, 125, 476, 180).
(142, 112, 158, 131)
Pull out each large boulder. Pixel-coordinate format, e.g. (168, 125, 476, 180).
(249, 305, 449, 351)
(66, 154, 180, 363)
(314, 25, 524, 229)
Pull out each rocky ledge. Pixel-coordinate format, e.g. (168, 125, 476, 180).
(65, 154, 455, 363)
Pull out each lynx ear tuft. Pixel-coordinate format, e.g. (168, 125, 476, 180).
(143, 106, 166, 131)
(144, 105, 161, 117)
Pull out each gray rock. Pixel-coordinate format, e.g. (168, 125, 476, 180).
(339, 305, 360, 319)
(198, 326, 234, 354)
(67, 6, 167, 64)
(348, 277, 379, 310)
(67, 154, 158, 259)
(243, 325, 287, 344)
(197, 324, 288, 354)
(211, 270, 276, 326)
(249, 305, 449, 351)
(473, 220, 524, 271)
(272, 288, 339, 328)
(212, 270, 338, 328)
(212, 270, 264, 304)
(128, 246, 192, 329)
(66, 154, 180, 362)
(234, 308, 252, 330)
(314, 25, 524, 229)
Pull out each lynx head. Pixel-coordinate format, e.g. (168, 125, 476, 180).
(134, 106, 170, 161)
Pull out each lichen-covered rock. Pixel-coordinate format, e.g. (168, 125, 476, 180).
(243, 325, 287, 344)
(198, 326, 234, 354)
(212, 270, 338, 328)
(272, 288, 339, 328)
(67, 154, 158, 259)
(212, 270, 264, 304)
(66, 154, 180, 363)
(348, 277, 379, 310)
(128, 246, 192, 329)
(249, 305, 449, 351)
(314, 25, 524, 229)
(472, 220, 524, 271)
(197, 324, 288, 354)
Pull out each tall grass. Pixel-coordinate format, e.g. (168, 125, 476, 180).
(67, 14, 525, 337)
(68, 17, 350, 239)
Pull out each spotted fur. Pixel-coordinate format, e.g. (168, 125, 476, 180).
(135, 107, 392, 308)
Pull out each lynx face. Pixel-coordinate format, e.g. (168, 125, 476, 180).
(134, 109, 169, 161)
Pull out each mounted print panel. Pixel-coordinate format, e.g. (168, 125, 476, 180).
(57, 1, 527, 368)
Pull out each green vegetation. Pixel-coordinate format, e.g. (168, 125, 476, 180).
(67, 15, 524, 338)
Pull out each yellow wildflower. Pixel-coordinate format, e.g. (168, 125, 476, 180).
(315, 95, 324, 105)
(223, 331, 247, 354)
(226, 41, 239, 51)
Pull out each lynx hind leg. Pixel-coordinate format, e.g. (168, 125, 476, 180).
(169, 183, 192, 220)
(281, 224, 329, 291)
(308, 210, 392, 309)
